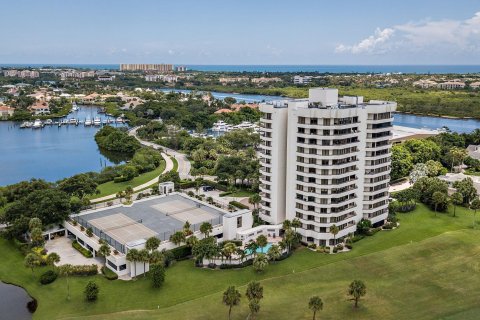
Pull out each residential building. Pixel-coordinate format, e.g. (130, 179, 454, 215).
(97, 75, 115, 81)
(469, 81, 480, 89)
(175, 65, 187, 72)
(3, 70, 39, 78)
(294, 75, 313, 85)
(29, 101, 50, 115)
(219, 77, 249, 84)
(145, 74, 178, 83)
(437, 81, 465, 89)
(251, 77, 282, 84)
(120, 64, 173, 72)
(259, 88, 396, 246)
(412, 79, 438, 88)
(0, 105, 15, 119)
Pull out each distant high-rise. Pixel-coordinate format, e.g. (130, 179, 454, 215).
(259, 88, 396, 246)
(119, 64, 173, 72)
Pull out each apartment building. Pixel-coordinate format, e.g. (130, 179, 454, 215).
(293, 75, 313, 85)
(120, 64, 173, 72)
(259, 88, 396, 246)
(3, 70, 39, 78)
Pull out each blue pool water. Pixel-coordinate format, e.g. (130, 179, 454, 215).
(245, 243, 273, 255)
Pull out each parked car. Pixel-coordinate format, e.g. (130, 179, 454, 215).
(202, 186, 214, 192)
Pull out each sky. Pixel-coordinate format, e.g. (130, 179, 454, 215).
(1, 0, 480, 65)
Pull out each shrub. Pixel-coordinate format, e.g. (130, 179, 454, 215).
(72, 241, 93, 258)
(101, 266, 118, 280)
(219, 260, 253, 269)
(57, 264, 98, 276)
(80, 226, 85, 231)
(150, 264, 165, 288)
(336, 244, 344, 251)
(219, 192, 232, 197)
(229, 201, 249, 210)
(308, 243, 317, 249)
(72, 220, 78, 226)
(365, 227, 381, 236)
(345, 244, 353, 250)
(40, 270, 58, 285)
(352, 234, 365, 242)
(86, 228, 93, 237)
(27, 299, 38, 313)
(169, 245, 192, 260)
(84, 281, 99, 302)
(207, 263, 217, 269)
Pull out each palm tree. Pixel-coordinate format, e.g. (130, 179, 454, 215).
(348, 280, 367, 308)
(98, 243, 111, 268)
(170, 231, 186, 245)
(186, 235, 199, 248)
(222, 242, 237, 264)
(246, 240, 258, 257)
(246, 281, 264, 302)
(149, 250, 164, 265)
(222, 286, 241, 320)
(291, 218, 301, 232)
(248, 299, 260, 320)
(145, 236, 160, 253)
(139, 249, 150, 277)
(256, 235, 268, 253)
(470, 197, 480, 229)
(267, 244, 281, 263)
(200, 222, 212, 238)
(253, 254, 269, 273)
(330, 224, 339, 247)
(308, 296, 323, 320)
(282, 219, 292, 230)
(183, 221, 191, 235)
(450, 192, 463, 217)
(236, 248, 246, 263)
(248, 194, 261, 211)
(46, 252, 60, 270)
(126, 249, 139, 279)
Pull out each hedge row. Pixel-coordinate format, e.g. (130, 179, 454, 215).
(72, 241, 93, 258)
(219, 259, 254, 269)
(57, 264, 98, 276)
(229, 201, 249, 210)
(170, 245, 192, 260)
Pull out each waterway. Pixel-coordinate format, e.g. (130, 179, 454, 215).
(0, 282, 33, 319)
(0, 106, 126, 186)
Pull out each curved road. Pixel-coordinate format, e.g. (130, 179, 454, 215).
(129, 126, 191, 180)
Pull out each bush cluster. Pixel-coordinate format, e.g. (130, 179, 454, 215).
(72, 241, 93, 258)
(40, 270, 58, 285)
(229, 201, 249, 210)
(101, 266, 118, 280)
(57, 264, 98, 276)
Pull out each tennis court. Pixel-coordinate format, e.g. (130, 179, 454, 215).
(89, 213, 158, 244)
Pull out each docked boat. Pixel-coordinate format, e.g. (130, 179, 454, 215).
(44, 119, 53, 126)
(84, 118, 92, 126)
(20, 121, 33, 128)
(93, 117, 102, 126)
(32, 119, 43, 129)
(212, 120, 232, 132)
(72, 102, 79, 112)
(116, 117, 123, 123)
(69, 118, 78, 125)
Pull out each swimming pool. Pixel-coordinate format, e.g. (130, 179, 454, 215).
(245, 243, 273, 255)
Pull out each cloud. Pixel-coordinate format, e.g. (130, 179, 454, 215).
(336, 12, 480, 55)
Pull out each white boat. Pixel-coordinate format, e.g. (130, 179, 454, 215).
(84, 118, 92, 126)
(72, 102, 79, 112)
(32, 119, 43, 129)
(212, 120, 232, 132)
(20, 121, 32, 128)
(116, 117, 123, 123)
(68, 118, 77, 125)
(44, 119, 53, 125)
(93, 117, 102, 126)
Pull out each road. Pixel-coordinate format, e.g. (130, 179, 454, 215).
(129, 126, 191, 179)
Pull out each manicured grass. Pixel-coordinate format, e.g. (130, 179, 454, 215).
(220, 189, 256, 198)
(171, 156, 178, 172)
(91, 160, 166, 199)
(0, 204, 479, 319)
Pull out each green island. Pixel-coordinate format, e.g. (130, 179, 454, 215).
(0, 204, 478, 319)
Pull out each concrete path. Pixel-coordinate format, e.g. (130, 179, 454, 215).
(90, 129, 176, 204)
(45, 237, 103, 268)
(389, 179, 412, 193)
(129, 126, 191, 179)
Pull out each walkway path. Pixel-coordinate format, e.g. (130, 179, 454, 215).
(129, 126, 191, 179)
(389, 179, 412, 193)
(90, 128, 178, 204)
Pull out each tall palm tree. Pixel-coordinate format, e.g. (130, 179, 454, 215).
(248, 299, 260, 320)
(291, 218, 301, 232)
(222, 242, 237, 264)
(308, 296, 323, 320)
(248, 194, 261, 211)
(267, 244, 281, 263)
(222, 286, 241, 320)
(450, 192, 463, 217)
(145, 237, 160, 253)
(330, 224, 339, 247)
(170, 231, 186, 245)
(246, 281, 264, 302)
(253, 254, 269, 273)
(200, 222, 212, 238)
(126, 249, 139, 279)
(246, 240, 258, 257)
(138, 249, 150, 277)
(149, 250, 164, 265)
(256, 235, 268, 253)
(98, 243, 111, 268)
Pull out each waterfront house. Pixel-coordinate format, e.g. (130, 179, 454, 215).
(0, 105, 15, 119)
(29, 102, 50, 115)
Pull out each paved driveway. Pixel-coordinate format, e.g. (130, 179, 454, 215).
(45, 237, 103, 268)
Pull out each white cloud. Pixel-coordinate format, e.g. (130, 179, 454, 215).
(336, 12, 480, 55)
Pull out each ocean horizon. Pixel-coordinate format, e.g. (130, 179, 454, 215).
(1, 64, 480, 74)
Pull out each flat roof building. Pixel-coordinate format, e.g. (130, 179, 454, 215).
(259, 88, 396, 246)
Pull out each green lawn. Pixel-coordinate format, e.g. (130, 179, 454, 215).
(220, 189, 256, 198)
(91, 160, 166, 199)
(0, 204, 479, 319)
(171, 156, 178, 172)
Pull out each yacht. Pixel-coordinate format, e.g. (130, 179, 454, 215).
(44, 119, 53, 126)
(84, 118, 92, 126)
(72, 102, 79, 112)
(93, 117, 102, 126)
(32, 119, 43, 129)
(212, 120, 232, 132)
(69, 118, 78, 125)
(20, 121, 32, 128)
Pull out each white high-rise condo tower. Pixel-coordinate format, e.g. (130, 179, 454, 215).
(259, 88, 396, 246)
